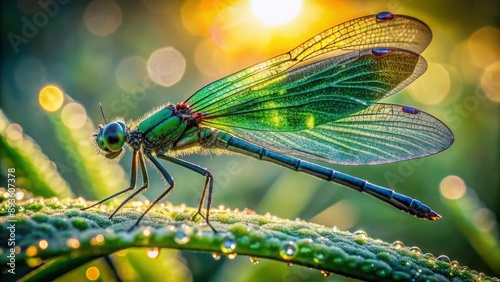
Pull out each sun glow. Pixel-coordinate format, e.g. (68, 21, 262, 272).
(251, 0, 302, 26)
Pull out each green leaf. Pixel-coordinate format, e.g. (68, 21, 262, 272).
(0, 197, 486, 281)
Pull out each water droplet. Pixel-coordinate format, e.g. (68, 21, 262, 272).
(320, 270, 330, 277)
(376, 268, 389, 278)
(451, 260, 460, 268)
(353, 230, 368, 238)
(212, 253, 221, 260)
(399, 259, 411, 266)
(221, 235, 236, 253)
(436, 255, 450, 263)
(376, 11, 394, 21)
(392, 240, 405, 249)
(146, 247, 160, 259)
(174, 227, 190, 245)
(249, 240, 261, 249)
(279, 241, 298, 260)
(142, 228, 152, 237)
(372, 48, 390, 56)
(313, 250, 327, 264)
(286, 262, 293, 267)
(409, 246, 422, 254)
(402, 106, 420, 115)
(227, 253, 237, 260)
(423, 253, 434, 260)
(250, 257, 260, 264)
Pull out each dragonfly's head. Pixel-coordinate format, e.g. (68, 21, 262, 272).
(94, 121, 126, 159)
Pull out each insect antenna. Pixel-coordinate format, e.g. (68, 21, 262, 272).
(99, 102, 108, 124)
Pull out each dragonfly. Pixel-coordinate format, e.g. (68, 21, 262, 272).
(83, 12, 454, 231)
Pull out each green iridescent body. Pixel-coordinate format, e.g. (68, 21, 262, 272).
(85, 12, 453, 231)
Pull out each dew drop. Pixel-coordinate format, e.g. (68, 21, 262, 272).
(221, 235, 236, 254)
(392, 240, 405, 249)
(321, 270, 330, 277)
(451, 260, 460, 268)
(174, 227, 190, 245)
(227, 253, 237, 260)
(279, 241, 298, 260)
(409, 246, 422, 254)
(146, 247, 160, 259)
(376, 11, 394, 21)
(313, 250, 327, 264)
(436, 255, 451, 263)
(250, 257, 260, 264)
(286, 262, 293, 267)
(353, 230, 368, 238)
(212, 253, 221, 260)
(402, 106, 420, 114)
(372, 48, 390, 56)
(423, 253, 435, 260)
(249, 240, 261, 250)
(399, 259, 411, 266)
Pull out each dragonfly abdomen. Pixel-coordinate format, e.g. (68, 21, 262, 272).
(212, 131, 441, 221)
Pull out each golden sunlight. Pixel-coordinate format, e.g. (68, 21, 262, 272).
(251, 0, 302, 26)
(39, 85, 64, 112)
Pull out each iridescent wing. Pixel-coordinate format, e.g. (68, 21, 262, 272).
(186, 12, 431, 113)
(184, 13, 452, 165)
(224, 103, 454, 165)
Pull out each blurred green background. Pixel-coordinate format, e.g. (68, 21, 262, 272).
(1, 0, 499, 281)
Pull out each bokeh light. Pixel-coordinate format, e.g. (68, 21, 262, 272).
(440, 175, 467, 200)
(86, 266, 100, 281)
(481, 61, 500, 102)
(408, 63, 450, 105)
(66, 238, 81, 249)
(39, 85, 64, 112)
(147, 47, 186, 87)
(181, 0, 218, 37)
(6, 124, 24, 148)
(466, 26, 500, 69)
(83, 0, 122, 36)
(251, 0, 302, 26)
(115, 56, 148, 93)
(38, 240, 48, 250)
(61, 103, 87, 129)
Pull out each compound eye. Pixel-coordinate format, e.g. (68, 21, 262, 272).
(97, 134, 107, 151)
(102, 122, 125, 152)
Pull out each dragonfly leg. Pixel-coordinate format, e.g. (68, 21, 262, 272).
(82, 150, 141, 211)
(127, 153, 176, 231)
(109, 151, 149, 219)
(156, 154, 215, 232)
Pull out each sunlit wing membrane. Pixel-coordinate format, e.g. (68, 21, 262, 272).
(186, 13, 431, 111)
(199, 48, 426, 132)
(223, 103, 454, 165)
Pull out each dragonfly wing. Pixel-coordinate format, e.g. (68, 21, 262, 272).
(199, 48, 427, 132)
(222, 103, 454, 165)
(186, 13, 431, 111)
